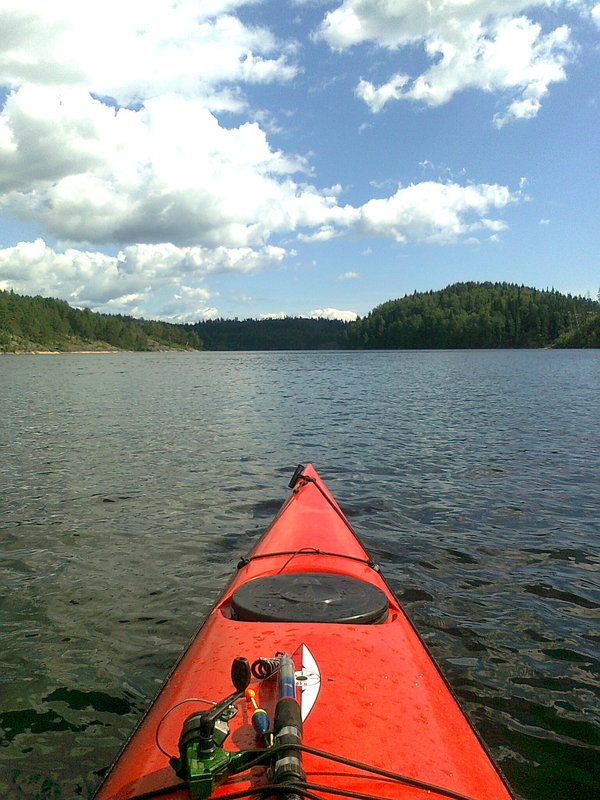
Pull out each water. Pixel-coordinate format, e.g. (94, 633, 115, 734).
(1, 350, 598, 800)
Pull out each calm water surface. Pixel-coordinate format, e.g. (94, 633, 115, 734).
(1, 350, 598, 799)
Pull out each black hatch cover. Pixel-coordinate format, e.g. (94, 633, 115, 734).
(231, 572, 389, 624)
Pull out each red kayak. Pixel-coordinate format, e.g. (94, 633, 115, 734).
(93, 464, 514, 800)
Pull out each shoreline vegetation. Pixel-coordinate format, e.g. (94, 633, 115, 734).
(3, 347, 189, 355)
(1, 282, 599, 353)
(0, 289, 202, 354)
(5, 350, 117, 355)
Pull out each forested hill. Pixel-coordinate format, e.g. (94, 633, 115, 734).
(342, 283, 599, 349)
(0, 290, 202, 352)
(193, 317, 347, 350)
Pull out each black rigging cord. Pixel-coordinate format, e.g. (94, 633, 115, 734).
(298, 744, 479, 800)
(124, 742, 481, 800)
(237, 548, 376, 573)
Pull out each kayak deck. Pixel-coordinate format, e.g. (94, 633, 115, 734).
(93, 465, 514, 800)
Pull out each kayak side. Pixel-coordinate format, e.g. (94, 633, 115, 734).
(93, 465, 514, 800)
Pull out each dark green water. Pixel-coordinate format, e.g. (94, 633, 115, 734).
(1, 350, 598, 799)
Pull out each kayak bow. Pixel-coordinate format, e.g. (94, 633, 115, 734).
(93, 464, 514, 800)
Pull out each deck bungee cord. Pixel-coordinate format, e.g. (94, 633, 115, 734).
(236, 549, 378, 574)
(124, 746, 483, 800)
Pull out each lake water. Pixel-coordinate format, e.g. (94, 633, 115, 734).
(1, 350, 598, 800)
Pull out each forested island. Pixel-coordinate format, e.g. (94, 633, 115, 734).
(342, 283, 600, 349)
(1, 282, 599, 353)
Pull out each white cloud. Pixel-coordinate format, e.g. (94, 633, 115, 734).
(353, 181, 517, 243)
(355, 74, 408, 113)
(266, 178, 518, 246)
(319, 1, 580, 123)
(259, 307, 359, 321)
(309, 307, 359, 321)
(318, 1, 567, 50)
(0, 2, 316, 252)
(0, 1, 296, 108)
(337, 271, 359, 280)
(156, 286, 219, 323)
(0, 238, 286, 318)
(297, 226, 343, 242)
(592, 5, 600, 26)
(0, 89, 332, 247)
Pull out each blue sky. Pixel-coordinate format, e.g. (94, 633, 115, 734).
(0, 1, 598, 322)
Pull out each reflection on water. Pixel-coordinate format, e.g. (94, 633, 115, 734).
(1, 350, 599, 799)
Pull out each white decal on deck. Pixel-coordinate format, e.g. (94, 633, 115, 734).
(294, 643, 321, 721)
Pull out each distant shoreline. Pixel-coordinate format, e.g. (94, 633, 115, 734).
(2, 347, 200, 355)
(2, 349, 121, 355)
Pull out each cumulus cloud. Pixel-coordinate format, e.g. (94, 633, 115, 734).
(309, 307, 359, 321)
(320, 0, 579, 123)
(258, 308, 358, 321)
(0, 83, 517, 253)
(156, 287, 219, 323)
(355, 74, 408, 113)
(0, 1, 296, 108)
(0, 238, 286, 319)
(0, 89, 325, 246)
(353, 181, 516, 244)
(297, 226, 343, 242)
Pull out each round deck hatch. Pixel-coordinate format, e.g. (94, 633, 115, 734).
(231, 572, 389, 624)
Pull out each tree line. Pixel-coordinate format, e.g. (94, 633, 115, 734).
(0, 290, 202, 352)
(2, 283, 599, 353)
(193, 317, 347, 350)
(342, 282, 600, 349)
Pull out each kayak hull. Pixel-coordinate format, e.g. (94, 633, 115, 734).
(93, 465, 514, 800)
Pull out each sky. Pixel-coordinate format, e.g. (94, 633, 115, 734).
(0, 1, 598, 323)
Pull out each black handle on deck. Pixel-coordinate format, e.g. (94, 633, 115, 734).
(272, 694, 305, 800)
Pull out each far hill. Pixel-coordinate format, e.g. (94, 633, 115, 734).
(342, 282, 599, 349)
(193, 317, 347, 350)
(0, 290, 202, 352)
